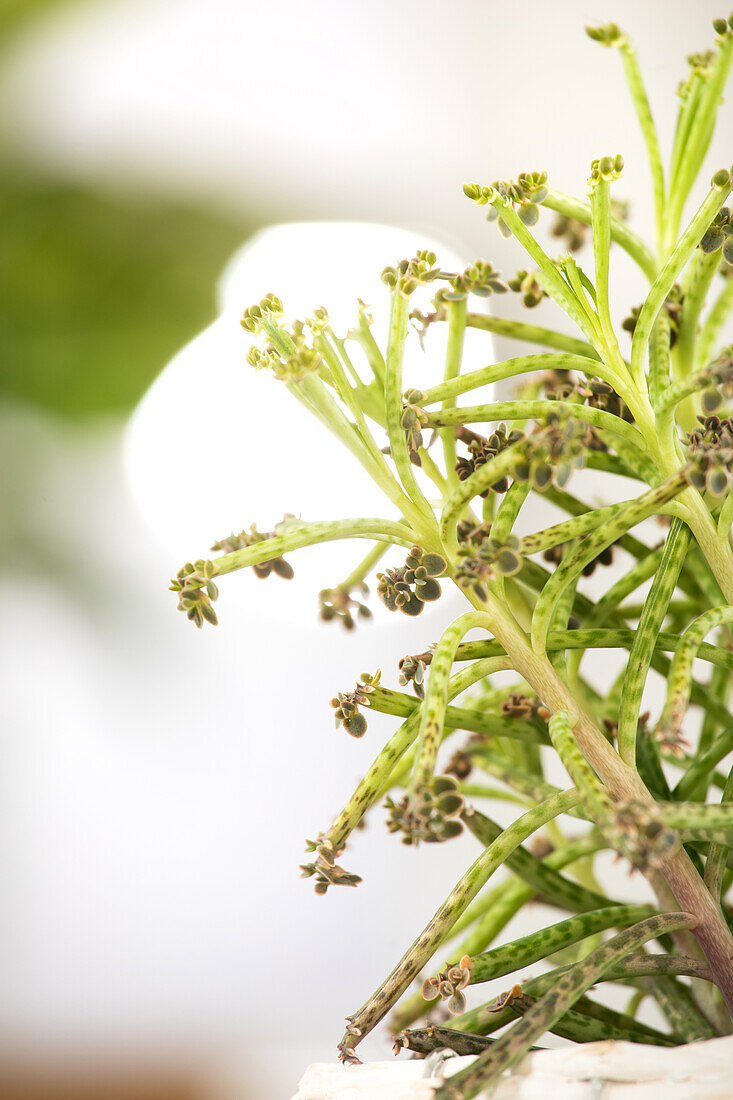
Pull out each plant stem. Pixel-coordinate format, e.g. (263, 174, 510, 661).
(457, 584, 733, 1018)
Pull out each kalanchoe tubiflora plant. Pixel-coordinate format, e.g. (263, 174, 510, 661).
(170, 17, 733, 1097)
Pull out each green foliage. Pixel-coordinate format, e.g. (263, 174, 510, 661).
(0, 0, 77, 44)
(171, 15, 733, 1096)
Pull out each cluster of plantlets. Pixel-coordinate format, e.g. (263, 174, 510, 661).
(170, 16, 733, 1098)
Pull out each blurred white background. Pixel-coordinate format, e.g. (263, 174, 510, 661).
(1, 2, 731, 1097)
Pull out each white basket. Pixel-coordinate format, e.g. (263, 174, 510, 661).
(292, 1035, 733, 1099)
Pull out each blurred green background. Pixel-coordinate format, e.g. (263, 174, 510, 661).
(0, 0, 251, 423)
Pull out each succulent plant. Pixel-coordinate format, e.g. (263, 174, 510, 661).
(171, 16, 733, 1098)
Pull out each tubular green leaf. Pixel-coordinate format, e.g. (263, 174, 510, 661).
(530, 475, 688, 654)
(391, 835, 606, 1036)
(673, 726, 733, 803)
(650, 799, 733, 838)
(367, 686, 548, 748)
(666, 34, 733, 241)
(471, 748, 572, 809)
(541, 188, 657, 282)
(384, 290, 436, 529)
(655, 357, 730, 418)
(696, 276, 733, 370)
(675, 250, 723, 377)
(589, 177, 616, 345)
(440, 298, 468, 489)
(519, 499, 640, 557)
(506, 993, 674, 1046)
(486, 197, 601, 346)
(449, 953, 713, 1040)
(631, 183, 731, 385)
(644, 974, 717, 1041)
(421, 353, 610, 405)
(617, 518, 690, 764)
(547, 711, 615, 832)
(337, 788, 581, 1060)
(464, 311, 600, 359)
(656, 606, 733, 745)
(293, 373, 420, 522)
(440, 440, 524, 544)
(648, 308, 672, 407)
(210, 517, 416, 578)
(409, 612, 493, 797)
(466, 905, 654, 986)
(582, 551, 666, 630)
(449, 834, 604, 944)
(617, 43, 666, 258)
(425, 399, 648, 454)
(461, 806, 611, 914)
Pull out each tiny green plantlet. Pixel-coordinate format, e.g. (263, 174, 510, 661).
(170, 17, 733, 1097)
